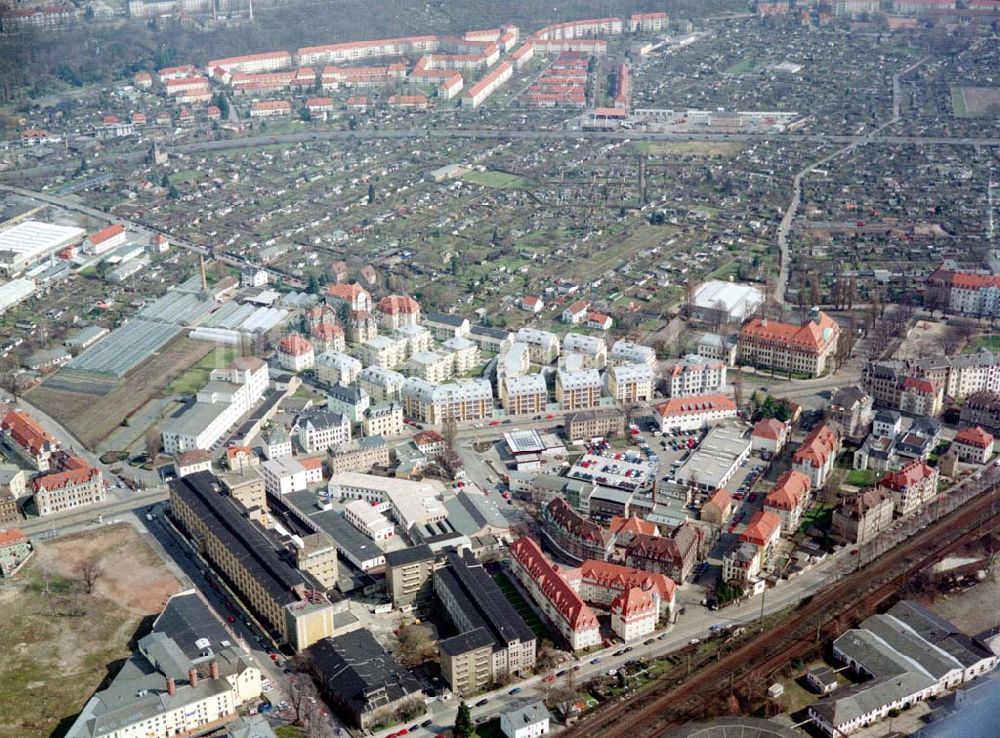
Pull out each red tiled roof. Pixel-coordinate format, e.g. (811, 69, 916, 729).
(0, 528, 27, 547)
(521, 295, 542, 306)
(278, 334, 313, 356)
(1, 408, 57, 457)
(300, 457, 324, 471)
(954, 426, 994, 450)
(32, 465, 101, 492)
(611, 586, 657, 618)
(792, 423, 839, 469)
(88, 224, 124, 245)
(739, 312, 839, 354)
(741, 510, 781, 547)
(227, 446, 253, 458)
(510, 537, 598, 632)
(546, 497, 611, 546)
(656, 394, 736, 418)
(413, 430, 444, 446)
(177, 449, 211, 466)
(902, 376, 938, 394)
(764, 470, 810, 512)
(312, 322, 345, 340)
(880, 460, 936, 491)
(377, 295, 420, 315)
(578, 559, 676, 602)
(705, 488, 732, 512)
(327, 283, 369, 301)
(231, 356, 266, 372)
(609, 515, 658, 537)
(752, 418, 786, 441)
(565, 300, 589, 314)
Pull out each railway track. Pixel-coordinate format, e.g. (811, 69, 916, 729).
(566, 484, 1000, 738)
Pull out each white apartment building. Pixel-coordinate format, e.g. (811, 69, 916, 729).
(514, 327, 561, 364)
(359, 334, 408, 369)
(442, 336, 480, 375)
(261, 456, 322, 496)
(607, 363, 653, 404)
(359, 366, 407, 403)
(405, 350, 455, 383)
(655, 394, 737, 432)
(344, 498, 395, 540)
(297, 411, 351, 452)
(663, 354, 727, 397)
(363, 403, 405, 437)
(162, 359, 269, 454)
(393, 324, 434, 357)
(401, 377, 494, 424)
(498, 343, 531, 380)
(32, 464, 106, 517)
(502, 374, 549, 416)
(562, 333, 608, 369)
(556, 369, 603, 410)
(500, 702, 551, 738)
(610, 588, 658, 643)
(609, 339, 656, 368)
(315, 351, 363, 386)
(277, 335, 315, 373)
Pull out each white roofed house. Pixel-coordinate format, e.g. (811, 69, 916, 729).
(401, 377, 494, 424)
(358, 365, 407, 403)
(562, 332, 607, 370)
(296, 410, 351, 452)
(315, 351, 363, 387)
(609, 339, 656, 368)
(514, 327, 561, 364)
(607, 363, 653, 404)
(556, 369, 603, 410)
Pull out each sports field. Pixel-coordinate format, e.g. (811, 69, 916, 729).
(461, 170, 526, 188)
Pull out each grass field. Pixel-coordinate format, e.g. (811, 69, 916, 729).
(461, 170, 525, 188)
(844, 468, 880, 488)
(493, 571, 552, 641)
(798, 502, 834, 534)
(168, 344, 240, 395)
(952, 87, 1000, 118)
(951, 86, 968, 118)
(636, 141, 746, 158)
(963, 334, 1000, 353)
(725, 56, 762, 75)
(0, 525, 180, 738)
(167, 169, 202, 185)
(28, 336, 214, 450)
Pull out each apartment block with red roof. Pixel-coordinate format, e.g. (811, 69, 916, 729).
(654, 393, 737, 432)
(376, 295, 421, 330)
(701, 489, 732, 526)
(629, 11, 668, 31)
(899, 376, 944, 418)
(792, 422, 842, 489)
(751, 418, 790, 455)
(1, 407, 58, 471)
(541, 497, 614, 563)
(737, 308, 840, 378)
(623, 524, 701, 582)
(879, 460, 939, 516)
(508, 537, 601, 651)
(327, 282, 372, 313)
(249, 100, 292, 118)
(311, 323, 346, 354)
(740, 510, 782, 567)
(763, 470, 811, 534)
(32, 463, 105, 516)
(83, 223, 127, 255)
(575, 559, 676, 615)
(952, 426, 994, 465)
(277, 334, 315, 372)
(0, 528, 32, 576)
(610, 586, 658, 642)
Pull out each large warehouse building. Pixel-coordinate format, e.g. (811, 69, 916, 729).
(692, 280, 764, 325)
(0, 220, 84, 276)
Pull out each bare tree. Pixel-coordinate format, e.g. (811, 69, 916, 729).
(732, 373, 745, 412)
(145, 426, 163, 460)
(0, 354, 21, 400)
(76, 558, 102, 594)
(441, 416, 458, 455)
(395, 622, 435, 668)
(951, 317, 978, 348)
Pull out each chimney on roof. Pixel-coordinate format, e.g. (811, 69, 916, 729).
(209, 660, 220, 680)
(188, 667, 199, 689)
(166, 677, 176, 696)
(810, 305, 821, 324)
(761, 318, 767, 327)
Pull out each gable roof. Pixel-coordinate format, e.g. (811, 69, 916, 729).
(764, 470, 810, 511)
(792, 422, 839, 469)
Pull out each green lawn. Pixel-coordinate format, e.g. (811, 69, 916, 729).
(167, 169, 201, 185)
(725, 57, 762, 75)
(493, 571, 552, 640)
(798, 502, 834, 534)
(845, 468, 880, 488)
(950, 86, 968, 118)
(275, 727, 308, 738)
(167, 345, 239, 395)
(461, 170, 525, 188)
(963, 334, 1000, 353)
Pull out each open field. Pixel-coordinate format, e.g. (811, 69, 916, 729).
(27, 336, 214, 450)
(930, 568, 1000, 636)
(724, 56, 763, 75)
(168, 344, 240, 395)
(166, 169, 202, 185)
(963, 334, 1000, 353)
(461, 170, 526, 188)
(0, 524, 181, 738)
(952, 87, 1000, 118)
(636, 141, 746, 158)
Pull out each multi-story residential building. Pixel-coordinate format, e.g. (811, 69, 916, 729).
(556, 368, 602, 410)
(571, 559, 675, 617)
(326, 282, 372, 313)
(541, 497, 614, 563)
(792, 423, 841, 490)
(311, 323, 346, 354)
(393, 324, 434, 357)
(261, 456, 323, 496)
(262, 427, 292, 460)
(696, 332, 738, 366)
(346, 309, 378, 344)
(1, 407, 58, 471)
(219, 469, 267, 511)
(607, 363, 653, 403)
(623, 524, 700, 582)
(442, 336, 481, 375)
(328, 436, 391, 474)
(663, 354, 727, 397)
(739, 510, 782, 567)
(863, 351, 1000, 407)
(64, 590, 263, 738)
(500, 702, 550, 738)
(879, 461, 939, 516)
(315, 351, 363, 386)
(508, 537, 600, 651)
(502, 374, 549, 416)
(169, 473, 335, 651)
(514, 327, 561, 364)
(376, 294, 421, 329)
(609, 339, 656, 368)
(83, 224, 127, 255)
(562, 333, 607, 369)
(0, 466, 24, 524)
(32, 462, 105, 516)
(162, 359, 270, 455)
(751, 418, 790, 455)
(899, 377, 943, 417)
(326, 384, 370, 425)
(610, 584, 659, 642)
(763, 470, 810, 534)
(469, 324, 514, 355)
(363, 402, 404, 438)
(722, 540, 762, 588)
(654, 393, 737, 432)
(401, 377, 493, 423)
(176, 449, 213, 478)
(359, 334, 408, 370)
(959, 391, 1000, 434)
(225, 446, 259, 473)
(358, 366, 407, 403)
(925, 267, 1000, 317)
(435, 551, 537, 695)
(565, 409, 626, 442)
(297, 410, 351, 452)
(951, 426, 994, 464)
(277, 334, 315, 372)
(737, 308, 840, 377)
(405, 350, 456, 383)
(424, 311, 471, 340)
(700, 488, 733, 526)
(828, 386, 875, 443)
(343, 498, 394, 540)
(384, 544, 437, 608)
(832, 488, 895, 545)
